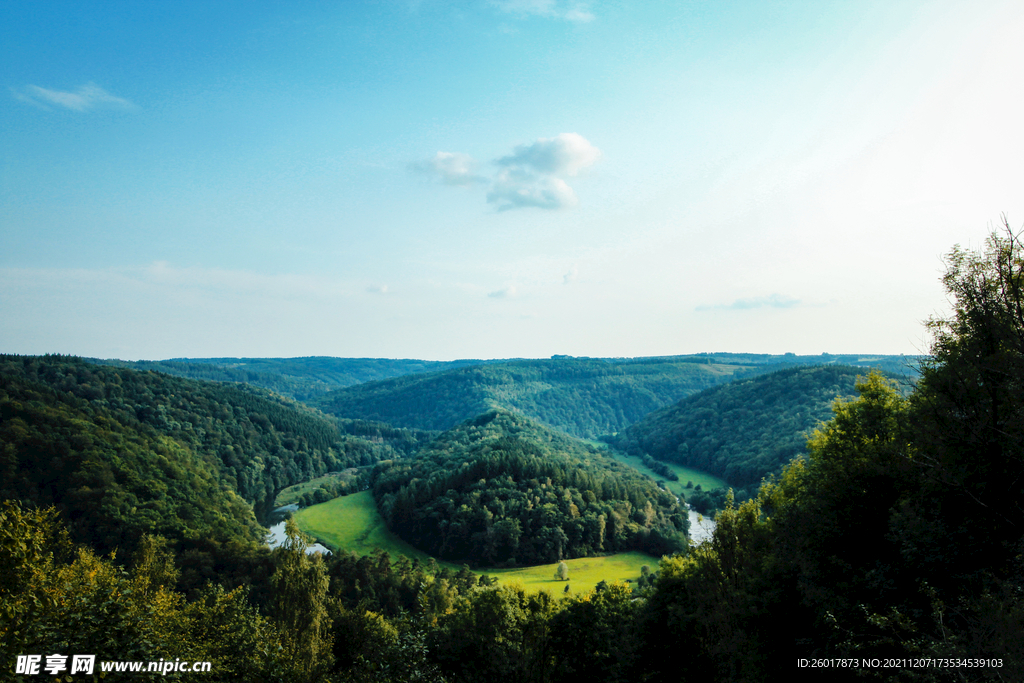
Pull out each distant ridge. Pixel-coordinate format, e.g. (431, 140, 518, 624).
(311, 354, 918, 438)
(83, 353, 919, 439)
(85, 356, 508, 402)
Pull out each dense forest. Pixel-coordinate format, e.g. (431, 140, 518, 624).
(312, 354, 914, 439)
(4, 230, 1023, 681)
(372, 409, 688, 566)
(611, 364, 893, 499)
(0, 356, 403, 587)
(313, 356, 753, 437)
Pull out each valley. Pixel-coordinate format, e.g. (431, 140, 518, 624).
(7, 284, 1019, 682)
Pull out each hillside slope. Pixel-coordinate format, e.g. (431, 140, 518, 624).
(611, 365, 877, 494)
(371, 409, 688, 566)
(0, 355, 398, 559)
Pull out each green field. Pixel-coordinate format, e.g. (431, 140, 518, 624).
(293, 491, 661, 595)
(604, 448, 727, 499)
(482, 551, 660, 596)
(293, 491, 449, 564)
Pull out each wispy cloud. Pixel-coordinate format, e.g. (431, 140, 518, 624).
(488, 285, 517, 298)
(366, 284, 390, 294)
(491, 0, 594, 23)
(696, 294, 801, 311)
(563, 265, 578, 284)
(410, 151, 487, 186)
(11, 82, 137, 112)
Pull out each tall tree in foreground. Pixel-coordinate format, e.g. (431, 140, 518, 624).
(642, 223, 1024, 681)
(270, 519, 333, 683)
(907, 223, 1024, 579)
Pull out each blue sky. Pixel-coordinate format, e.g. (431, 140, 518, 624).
(3, 0, 1024, 360)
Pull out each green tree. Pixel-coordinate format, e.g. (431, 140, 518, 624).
(1, 500, 285, 682)
(548, 581, 643, 683)
(555, 560, 569, 581)
(644, 491, 782, 683)
(908, 223, 1024, 574)
(270, 519, 333, 683)
(429, 584, 553, 683)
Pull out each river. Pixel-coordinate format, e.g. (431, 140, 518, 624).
(265, 504, 331, 555)
(688, 506, 716, 544)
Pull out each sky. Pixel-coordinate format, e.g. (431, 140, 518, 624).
(3, 0, 1024, 361)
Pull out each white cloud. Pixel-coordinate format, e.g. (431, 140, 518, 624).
(410, 151, 487, 186)
(496, 133, 601, 176)
(366, 284, 390, 294)
(696, 294, 801, 312)
(563, 265, 578, 284)
(487, 168, 578, 211)
(487, 133, 600, 211)
(12, 82, 137, 112)
(491, 0, 594, 23)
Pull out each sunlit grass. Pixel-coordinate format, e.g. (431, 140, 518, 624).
(293, 491, 454, 566)
(293, 491, 662, 595)
(482, 551, 659, 596)
(603, 449, 727, 498)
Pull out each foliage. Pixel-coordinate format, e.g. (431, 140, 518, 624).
(907, 227, 1024, 580)
(636, 227, 1024, 681)
(427, 584, 555, 683)
(0, 355, 398, 570)
(372, 410, 688, 566)
(0, 501, 288, 683)
(643, 491, 783, 683)
(611, 364, 884, 498)
(270, 520, 333, 683)
(546, 581, 644, 682)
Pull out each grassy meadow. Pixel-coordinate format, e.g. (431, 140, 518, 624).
(605, 448, 727, 499)
(482, 551, 660, 596)
(292, 491, 446, 565)
(293, 491, 662, 595)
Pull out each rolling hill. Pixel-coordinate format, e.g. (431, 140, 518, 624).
(312, 354, 916, 438)
(371, 409, 688, 566)
(609, 364, 889, 497)
(312, 356, 750, 437)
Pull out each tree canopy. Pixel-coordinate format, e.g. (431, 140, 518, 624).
(372, 409, 688, 566)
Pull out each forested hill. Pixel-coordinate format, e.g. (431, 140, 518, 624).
(88, 356, 502, 402)
(371, 409, 688, 566)
(610, 365, 880, 496)
(0, 355, 399, 566)
(312, 356, 753, 437)
(87, 353, 915, 431)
